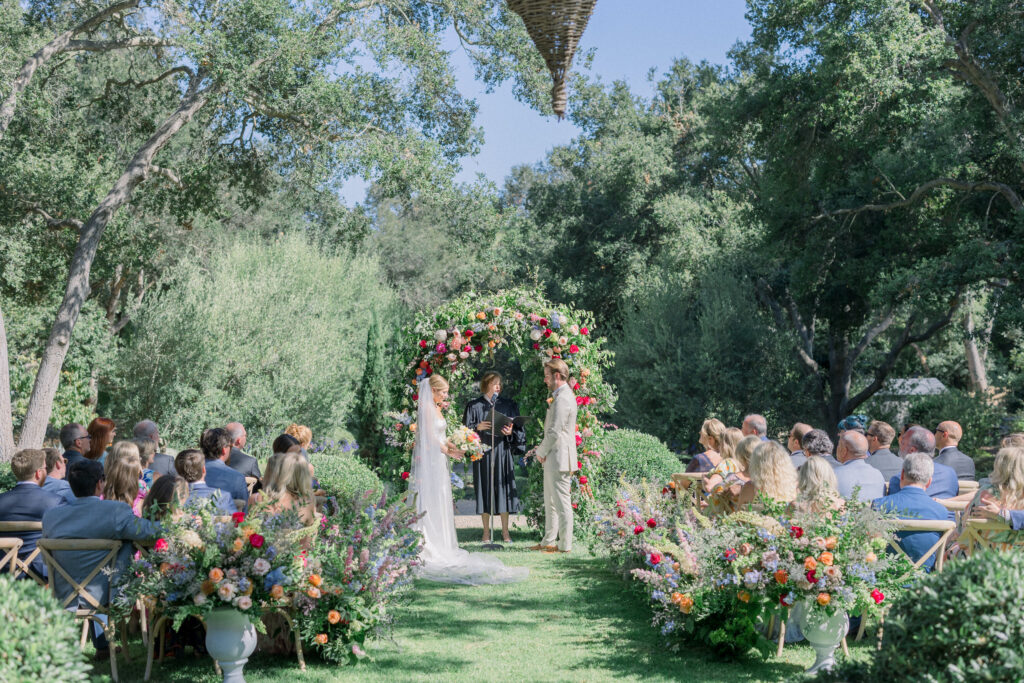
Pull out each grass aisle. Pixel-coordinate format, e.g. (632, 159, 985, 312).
(112, 527, 872, 682)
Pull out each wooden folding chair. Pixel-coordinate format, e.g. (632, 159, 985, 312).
(245, 476, 259, 496)
(937, 498, 970, 526)
(671, 473, 703, 507)
(959, 518, 1024, 556)
(0, 537, 23, 574)
(958, 480, 980, 495)
(37, 538, 125, 682)
(0, 521, 47, 585)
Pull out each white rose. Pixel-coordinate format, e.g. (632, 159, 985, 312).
(235, 595, 253, 610)
(180, 530, 203, 548)
(434, 330, 447, 342)
(253, 558, 271, 575)
(530, 329, 542, 341)
(459, 351, 469, 359)
(558, 336, 568, 346)
(446, 353, 456, 361)
(193, 593, 207, 606)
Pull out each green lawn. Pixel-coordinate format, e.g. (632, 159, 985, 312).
(100, 528, 873, 682)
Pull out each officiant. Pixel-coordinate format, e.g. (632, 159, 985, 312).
(463, 371, 525, 543)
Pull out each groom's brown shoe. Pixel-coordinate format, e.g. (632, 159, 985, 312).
(529, 544, 556, 551)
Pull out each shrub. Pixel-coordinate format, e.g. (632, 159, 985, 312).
(595, 429, 682, 500)
(0, 574, 91, 681)
(825, 550, 1024, 682)
(311, 449, 384, 503)
(0, 468, 16, 494)
(903, 388, 1005, 457)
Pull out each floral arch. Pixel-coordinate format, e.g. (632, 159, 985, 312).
(382, 288, 616, 529)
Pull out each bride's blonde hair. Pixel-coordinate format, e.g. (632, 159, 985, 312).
(428, 375, 448, 394)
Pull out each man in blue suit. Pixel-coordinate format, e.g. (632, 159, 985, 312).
(175, 449, 237, 514)
(59, 423, 91, 468)
(886, 426, 959, 500)
(0, 449, 64, 579)
(873, 452, 950, 570)
(41, 448, 76, 505)
(42, 459, 161, 656)
(200, 428, 248, 508)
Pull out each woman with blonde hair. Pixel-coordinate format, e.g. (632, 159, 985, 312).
(703, 428, 747, 493)
(735, 441, 799, 507)
(959, 447, 1024, 524)
(687, 418, 726, 473)
(248, 452, 287, 509)
(792, 456, 844, 514)
(104, 441, 146, 516)
(266, 452, 318, 525)
(285, 423, 313, 452)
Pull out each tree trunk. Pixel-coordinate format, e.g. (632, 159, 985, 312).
(963, 302, 989, 394)
(16, 84, 210, 447)
(0, 304, 16, 461)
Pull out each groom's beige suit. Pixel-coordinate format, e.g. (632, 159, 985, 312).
(537, 383, 578, 551)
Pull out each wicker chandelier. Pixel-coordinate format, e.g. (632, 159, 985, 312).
(507, 0, 598, 119)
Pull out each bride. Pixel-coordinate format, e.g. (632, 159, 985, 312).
(409, 374, 529, 585)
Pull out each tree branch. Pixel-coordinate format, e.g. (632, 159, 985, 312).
(757, 279, 820, 374)
(814, 178, 1024, 220)
(24, 202, 84, 230)
(64, 37, 174, 53)
(146, 164, 183, 188)
(90, 66, 194, 104)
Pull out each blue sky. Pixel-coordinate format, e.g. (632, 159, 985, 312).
(342, 1, 752, 202)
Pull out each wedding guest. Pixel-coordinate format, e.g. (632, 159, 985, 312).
(741, 414, 769, 441)
(133, 420, 175, 477)
(787, 423, 813, 469)
(226, 421, 262, 479)
(0, 449, 63, 578)
(687, 418, 726, 473)
(200, 428, 249, 506)
(958, 447, 1024, 528)
(42, 459, 161, 658)
(285, 423, 313, 457)
(933, 421, 976, 481)
(706, 436, 759, 515)
(175, 449, 236, 514)
(837, 414, 868, 437)
(104, 442, 146, 516)
(263, 453, 317, 525)
(834, 431, 886, 502)
(872, 453, 949, 570)
(464, 371, 525, 543)
(86, 417, 117, 463)
(792, 456, 844, 515)
(249, 453, 287, 509)
(59, 422, 90, 468)
(272, 432, 321, 490)
(1002, 433, 1024, 448)
(802, 429, 840, 469)
(865, 420, 902, 482)
(42, 448, 75, 504)
(886, 426, 959, 499)
(132, 437, 157, 487)
(702, 428, 745, 493)
(141, 475, 190, 522)
(734, 441, 799, 506)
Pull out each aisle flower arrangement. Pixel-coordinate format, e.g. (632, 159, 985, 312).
(594, 481, 916, 657)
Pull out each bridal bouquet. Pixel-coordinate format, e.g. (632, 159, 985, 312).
(450, 425, 485, 462)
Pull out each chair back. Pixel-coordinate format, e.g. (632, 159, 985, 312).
(36, 538, 122, 613)
(888, 519, 956, 575)
(0, 537, 23, 574)
(245, 476, 259, 495)
(671, 473, 703, 506)
(937, 498, 970, 525)
(0, 521, 46, 585)
(960, 518, 1024, 556)
(958, 480, 980, 495)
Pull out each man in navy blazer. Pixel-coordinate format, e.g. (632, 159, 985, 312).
(0, 449, 64, 578)
(200, 428, 248, 507)
(226, 422, 262, 481)
(41, 448, 76, 505)
(886, 426, 959, 500)
(59, 422, 91, 468)
(873, 452, 950, 570)
(865, 420, 903, 482)
(933, 421, 976, 481)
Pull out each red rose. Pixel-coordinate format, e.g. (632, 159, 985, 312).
(650, 552, 661, 565)
(474, 344, 483, 352)
(401, 471, 410, 480)
(789, 525, 804, 539)
(552, 354, 561, 359)
(647, 518, 657, 528)
(154, 538, 168, 552)
(617, 509, 625, 518)
(569, 344, 580, 354)
(249, 533, 265, 549)
(539, 318, 548, 326)
(464, 330, 473, 338)
(633, 525, 644, 535)
(662, 486, 669, 495)
(806, 570, 817, 583)
(412, 393, 418, 400)
(231, 512, 245, 525)
(580, 327, 589, 335)
(532, 343, 540, 350)
(576, 395, 586, 406)
(723, 548, 737, 562)
(572, 502, 578, 509)
(573, 382, 580, 391)
(418, 339, 427, 348)
(543, 328, 552, 338)
(575, 434, 583, 446)
(579, 475, 588, 485)
(871, 589, 884, 604)
(577, 461, 583, 469)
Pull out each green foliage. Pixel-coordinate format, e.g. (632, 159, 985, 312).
(903, 389, 1005, 457)
(825, 550, 1024, 682)
(352, 315, 390, 469)
(311, 449, 384, 503)
(594, 429, 682, 498)
(0, 467, 14, 493)
(106, 234, 398, 448)
(0, 574, 91, 681)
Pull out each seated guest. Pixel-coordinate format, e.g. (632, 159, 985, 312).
(802, 429, 840, 469)
(873, 453, 949, 570)
(1002, 433, 1024, 448)
(175, 449, 237, 514)
(835, 431, 886, 502)
(249, 452, 286, 509)
(865, 420, 902, 482)
(686, 418, 726, 473)
(741, 414, 769, 441)
(200, 428, 249, 506)
(709, 435, 760, 503)
(263, 453, 318, 525)
(41, 448, 76, 505)
(285, 423, 314, 458)
(85, 417, 116, 463)
(964, 447, 1024, 529)
(104, 442, 146, 516)
(837, 414, 868, 437)
(933, 421, 976, 481)
(703, 428, 745, 493)
(792, 456, 844, 515)
(0, 449, 63, 578)
(226, 421, 262, 480)
(59, 423, 91, 468)
(272, 432, 322, 490)
(734, 441, 799, 507)
(133, 420, 174, 478)
(41, 459, 161, 656)
(787, 422, 813, 470)
(131, 437, 158, 487)
(141, 475, 190, 522)
(886, 426, 959, 499)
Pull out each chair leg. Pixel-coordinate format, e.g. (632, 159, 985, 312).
(293, 618, 306, 671)
(101, 618, 119, 683)
(776, 618, 786, 657)
(145, 616, 167, 682)
(855, 616, 867, 642)
(841, 636, 849, 657)
(80, 619, 90, 649)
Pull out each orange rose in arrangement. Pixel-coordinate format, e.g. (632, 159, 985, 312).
(819, 551, 834, 566)
(804, 556, 818, 571)
(476, 312, 487, 320)
(232, 538, 244, 552)
(307, 587, 322, 599)
(678, 595, 694, 614)
(737, 590, 751, 603)
(816, 592, 831, 606)
(327, 610, 342, 624)
(315, 633, 328, 645)
(671, 592, 683, 604)
(201, 580, 217, 596)
(270, 584, 284, 600)
(825, 536, 838, 550)
(774, 570, 789, 585)
(865, 551, 877, 563)
(208, 568, 224, 583)
(308, 574, 323, 587)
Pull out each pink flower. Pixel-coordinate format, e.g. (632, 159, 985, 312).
(580, 327, 589, 335)
(249, 533, 265, 549)
(569, 344, 580, 354)
(871, 589, 885, 604)
(435, 343, 446, 353)
(576, 396, 586, 406)
(154, 538, 168, 552)
(579, 475, 588, 485)
(575, 434, 583, 446)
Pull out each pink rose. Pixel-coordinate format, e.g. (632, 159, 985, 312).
(154, 538, 168, 552)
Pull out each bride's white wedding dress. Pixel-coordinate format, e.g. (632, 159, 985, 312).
(409, 381, 529, 585)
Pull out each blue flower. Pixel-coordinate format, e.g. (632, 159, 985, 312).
(264, 567, 288, 591)
(265, 545, 277, 560)
(651, 590, 666, 601)
(238, 577, 250, 592)
(661, 621, 676, 635)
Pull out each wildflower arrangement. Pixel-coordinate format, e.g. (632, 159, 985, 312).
(450, 425, 485, 461)
(112, 500, 315, 630)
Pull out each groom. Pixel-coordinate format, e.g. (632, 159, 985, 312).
(530, 359, 578, 554)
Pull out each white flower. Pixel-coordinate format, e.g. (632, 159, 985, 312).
(193, 593, 207, 606)
(253, 558, 271, 575)
(569, 324, 579, 335)
(446, 353, 456, 361)
(180, 530, 203, 548)
(558, 336, 568, 346)
(235, 595, 253, 610)
(459, 352, 469, 359)
(217, 582, 236, 601)
(434, 330, 447, 342)
(530, 329, 542, 341)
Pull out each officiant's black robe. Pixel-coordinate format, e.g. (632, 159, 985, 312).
(463, 395, 525, 514)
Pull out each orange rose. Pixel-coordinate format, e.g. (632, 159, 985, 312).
(487, 324, 497, 331)
(774, 570, 789, 585)
(492, 308, 502, 316)
(819, 552, 834, 566)
(476, 312, 487, 320)
(865, 551, 877, 563)
(208, 568, 224, 583)
(327, 610, 342, 624)
(678, 595, 694, 614)
(309, 574, 323, 587)
(737, 590, 751, 603)
(488, 340, 496, 349)
(307, 587, 322, 599)
(816, 592, 831, 606)
(315, 633, 328, 645)
(201, 580, 216, 596)
(804, 556, 818, 571)
(409, 423, 417, 433)
(270, 584, 284, 600)
(825, 536, 838, 550)
(670, 592, 683, 604)
(672, 562, 680, 572)
(232, 538, 244, 552)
